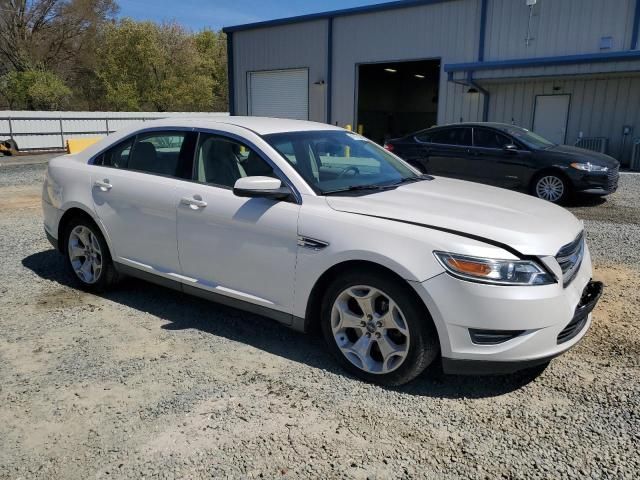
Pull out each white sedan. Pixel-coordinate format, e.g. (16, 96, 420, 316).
(42, 117, 602, 385)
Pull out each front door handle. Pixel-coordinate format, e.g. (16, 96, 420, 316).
(181, 195, 208, 209)
(94, 179, 112, 191)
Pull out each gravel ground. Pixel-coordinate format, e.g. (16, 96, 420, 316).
(0, 163, 638, 479)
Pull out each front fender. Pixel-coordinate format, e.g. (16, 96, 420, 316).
(292, 200, 516, 319)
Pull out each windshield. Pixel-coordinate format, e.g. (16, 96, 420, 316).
(502, 126, 555, 149)
(263, 130, 419, 194)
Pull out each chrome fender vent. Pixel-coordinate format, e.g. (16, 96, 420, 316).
(297, 236, 329, 251)
(556, 231, 585, 287)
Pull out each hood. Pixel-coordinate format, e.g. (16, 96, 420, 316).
(548, 145, 619, 168)
(325, 177, 583, 256)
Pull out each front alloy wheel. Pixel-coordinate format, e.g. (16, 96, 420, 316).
(534, 174, 568, 203)
(321, 270, 439, 386)
(331, 286, 410, 374)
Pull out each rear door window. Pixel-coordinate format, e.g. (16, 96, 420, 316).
(95, 131, 197, 179)
(474, 129, 512, 149)
(95, 137, 134, 168)
(428, 128, 472, 146)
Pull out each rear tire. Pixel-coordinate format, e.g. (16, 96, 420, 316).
(320, 269, 439, 386)
(63, 217, 118, 292)
(531, 172, 570, 204)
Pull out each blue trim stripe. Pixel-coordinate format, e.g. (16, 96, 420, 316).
(223, 0, 456, 33)
(478, 0, 488, 61)
(445, 49, 640, 73)
(632, 0, 640, 50)
(226, 33, 235, 115)
(327, 18, 333, 124)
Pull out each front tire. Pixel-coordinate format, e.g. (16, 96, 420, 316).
(532, 172, 570, 203)
(64, 217, 118, 292)
(320, 270, 439, 386)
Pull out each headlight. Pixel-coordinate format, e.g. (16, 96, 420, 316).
(434, 251, 555, 286)
(570, 162, 608, 172)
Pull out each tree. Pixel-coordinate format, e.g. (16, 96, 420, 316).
(0, 2, 229, 111)
(0, 69, 71, 109)
(0, 0, 118, 73)
(194, 30, 228, 112)
(96, 19, 227, 112)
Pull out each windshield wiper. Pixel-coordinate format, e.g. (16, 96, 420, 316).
(323, 184, 397, 195)
(323, 175, 432, 195)
(390, 174, 433, 185)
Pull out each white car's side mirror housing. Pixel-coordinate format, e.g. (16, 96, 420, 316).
(233, 176, 291, 200)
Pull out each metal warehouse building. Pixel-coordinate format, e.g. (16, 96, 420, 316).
(223, 0, 640, 167)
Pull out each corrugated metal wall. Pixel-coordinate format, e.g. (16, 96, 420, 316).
(232, 21, 328, 120)
(331, 0, 481, 127)
(488, 75, 640, 162)
(229, 0, 640, 161)
(472, 59, 640, 81)
(0, 111, 228, 150)
(230, 0, 483, 127)
(485, 0, 636, 61)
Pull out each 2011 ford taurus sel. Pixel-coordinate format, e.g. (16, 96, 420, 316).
(42, 117, 603, 386)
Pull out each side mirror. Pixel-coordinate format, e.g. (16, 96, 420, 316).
(233, 176, 291, 200)
(503, 144, 519, 153)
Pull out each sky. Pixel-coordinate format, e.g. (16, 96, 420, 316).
(117, 0, 389, 31)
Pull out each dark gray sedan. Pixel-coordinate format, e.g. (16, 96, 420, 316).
(384, 123, 619, 203)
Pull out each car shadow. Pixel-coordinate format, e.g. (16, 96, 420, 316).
(22, 249, 545, 399)
(565, 193, 607, 207)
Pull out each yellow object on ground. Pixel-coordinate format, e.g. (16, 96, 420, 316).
(67, 137, 102, 154)
(344, 124, 352, 157)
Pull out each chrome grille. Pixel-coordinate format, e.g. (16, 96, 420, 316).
(556, 232, 585, 287)
(606, 165, 619, 191)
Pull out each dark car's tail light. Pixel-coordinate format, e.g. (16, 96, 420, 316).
(383, 143, 394, 152)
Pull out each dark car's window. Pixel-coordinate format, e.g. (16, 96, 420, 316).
(96, 131, 197, 179)
(503, 126, 554, 149)
(473, 129, 512, 149)
(414, 131, 432, 143)
(426, 128, 472, 147)
(194, 133, 276, 189)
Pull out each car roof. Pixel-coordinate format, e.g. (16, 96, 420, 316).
(428, 122, 522, 132)
(133, 116, 344, 135)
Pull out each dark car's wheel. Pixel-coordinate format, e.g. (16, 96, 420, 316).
(64, 217, 118, 292)
(532, 172, 570, 203)
(320, 269, 439, 386)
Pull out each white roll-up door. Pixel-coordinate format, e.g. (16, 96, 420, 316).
(248, 69, 309, 120)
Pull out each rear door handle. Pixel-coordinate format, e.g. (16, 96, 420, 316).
(181, 196, 207, 209)
(94, 179, 112, 191)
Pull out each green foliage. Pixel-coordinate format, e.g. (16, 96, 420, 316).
(95, 19, 228, 112)
(0, 1, 228, 112)
(0, 69, 72, 110)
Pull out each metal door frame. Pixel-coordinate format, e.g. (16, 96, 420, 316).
(532, 93, 571, 144)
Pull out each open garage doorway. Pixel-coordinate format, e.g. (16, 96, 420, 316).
(356, 59, 440, 144)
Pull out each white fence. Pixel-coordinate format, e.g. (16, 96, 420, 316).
(0, 111, 229, 151)
(574, 137, 609, 154)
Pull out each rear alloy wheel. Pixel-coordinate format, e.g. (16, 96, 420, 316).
(68, 225, 103, 284)
(64, 219, 118, 292)
(533, 173, 569, 203)
(321, 271, 439, 386)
